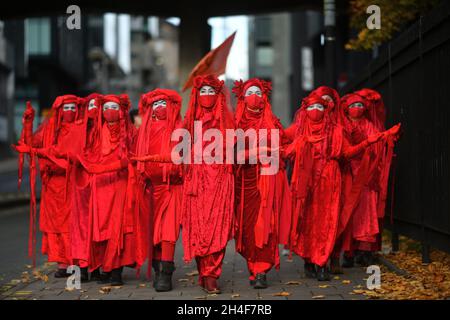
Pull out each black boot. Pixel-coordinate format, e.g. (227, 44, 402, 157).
(155, 261, 175, 292)
(342, 255, 354, 268)
(354, 250, 366, 266)
(330, 257, 343, 274)
(80, 267, 89, 283)
(362, 251, 375, 266)
(317, 266, 331, 281)
(111, 267, 124, 286)
(54, 268, 70, 278)
(90, 268, 102, 282)
(304, 262, 317, 278)
(152, 260, 161, 289)
(97, 271, 111, 284)
(253, 273, 268, 289)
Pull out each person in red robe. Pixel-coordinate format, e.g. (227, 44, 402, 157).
(182, 75, 235, 294)
(77, 94, 141, 286)
(70, 93, 103, 282)
(336, 91, 399, 268)
(14, 95, 85, 277)
(284, 86, 340, 141)
(232, 78, 292, 289)
(285, 93, 400, 281)
(133, 89, 183, 292)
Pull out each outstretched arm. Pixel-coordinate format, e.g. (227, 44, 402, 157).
(342, 123, 401, 159)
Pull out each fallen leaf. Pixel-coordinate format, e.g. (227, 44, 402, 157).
(312, 295, 325, 299)
(231, 293, 240, 298)
(99, 286, 112, 294)
(284, 281, 301, 285)
(195, 296, 207, 300)
(342, 280, 351, 284)
(273, 291, 290, 297)
(333, 276, 341, 280)
(318, 285, 330, 288)
(14, 291, 32, 295)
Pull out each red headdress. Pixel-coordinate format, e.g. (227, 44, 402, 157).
(232, 78, 276, 129)
(43, 94, 83, 145)
(339, 93, 368, 126)
(355, 88, 386, 131)
(294, 93, 331, 131)
(135, 89, 182, 177)
(95, 94, 134, 159)
(184, 74, 234, 136)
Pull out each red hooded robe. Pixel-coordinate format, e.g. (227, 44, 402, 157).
(232, 78, 292, 277)
(181, 75, 235, 281)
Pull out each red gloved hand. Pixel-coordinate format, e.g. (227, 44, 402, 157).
(12, 144, 31, 153)
(367, 132, 384, 144)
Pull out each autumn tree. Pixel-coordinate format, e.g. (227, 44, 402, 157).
(346, 0, 441, 50)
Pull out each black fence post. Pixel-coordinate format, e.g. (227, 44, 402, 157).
(418, 16, 432, 264)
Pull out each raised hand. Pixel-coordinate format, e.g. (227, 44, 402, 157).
(386, 123, 401, 137)
(367, 132, 384, 144)
(22, 101, 35, 123)
(12, 143, 31, 154)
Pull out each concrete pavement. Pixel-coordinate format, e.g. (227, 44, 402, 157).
(1, 239, 369, 300)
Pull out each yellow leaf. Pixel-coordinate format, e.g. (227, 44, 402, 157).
(273, 291, 291, 297)
(312, 295, 325, 299)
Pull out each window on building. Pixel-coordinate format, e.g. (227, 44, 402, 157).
(25, 18, 51, 55)
(256, 46, 274, 67)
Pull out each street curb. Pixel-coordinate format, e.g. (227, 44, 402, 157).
(376, 254, 411, 278)
(0, 263, 57, 300)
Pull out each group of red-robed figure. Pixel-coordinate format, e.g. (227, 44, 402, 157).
(14, 74, 400, 294)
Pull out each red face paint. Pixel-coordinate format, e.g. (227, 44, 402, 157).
(307, 109, 324, 122)
(245, 94, 263, 110)
(103, 109, 120, 122)
(348, 107, 365, 119)
(153, 106, 167, 120)
(199, 95, 217, 108)
(62, 110, 76, 123)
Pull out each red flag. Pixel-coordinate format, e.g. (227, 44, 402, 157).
(182, 31, 236, 92)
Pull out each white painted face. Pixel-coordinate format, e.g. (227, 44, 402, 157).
(103, 101, 120, 111)
(306, 103, 325, 111)
(245, 86, 262, 97)
(62, 103, 76, 112)
(199, 85, 216, 96)
(322, 95, 333, 103)
(349, 102, 365, 109)
(152, 99, 167, 110)
(88, 99, 97, 110)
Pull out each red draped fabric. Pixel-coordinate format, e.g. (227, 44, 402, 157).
(71, 93, 101, 267)
(337, 92, 396, 254)
(79, 94, 142, 273)
(181, 76, 235, 274)
(288, 94, 371, 267)
(135, 89, 183, 265)
(232, 78, 291, 278)
(30, 96, 85, 265)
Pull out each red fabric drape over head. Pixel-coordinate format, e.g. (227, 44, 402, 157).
(355, 88, 386, 131)
(184, 74, 235, 137)
(135, 89, 182, 178)
(232, 78, 275, 130)
(311, 86, 340, 123)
